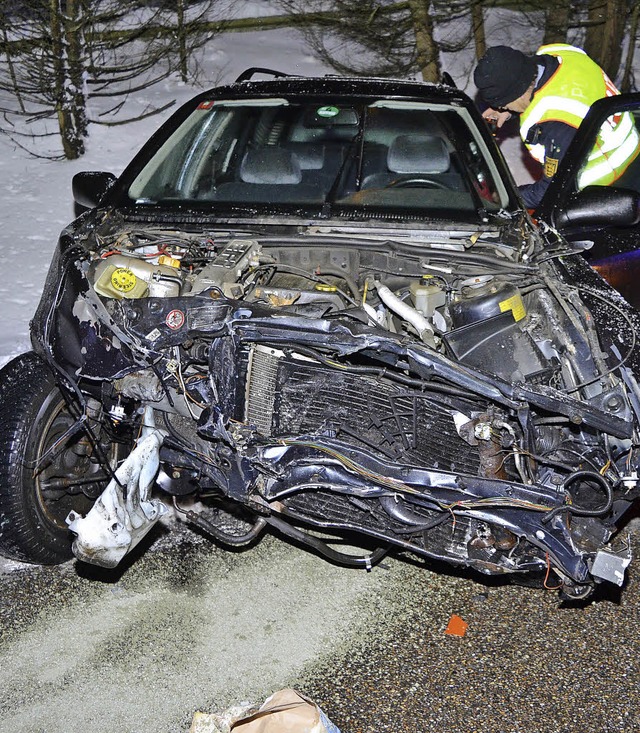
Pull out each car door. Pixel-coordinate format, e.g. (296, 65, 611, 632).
(536, 92, 640, 309)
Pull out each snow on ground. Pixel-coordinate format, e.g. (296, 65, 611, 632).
(0, 530, 398, 733)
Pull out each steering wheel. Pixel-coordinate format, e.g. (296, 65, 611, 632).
(384, 176, 449, 190)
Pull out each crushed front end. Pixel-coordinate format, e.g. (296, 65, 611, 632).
(29, 211, 640, 599)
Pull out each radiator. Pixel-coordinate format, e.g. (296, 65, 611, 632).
(243, 344, 480, 474)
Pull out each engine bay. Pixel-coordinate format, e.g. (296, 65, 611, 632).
(82, 222, 592, 390)
(28, 217, 632, 594)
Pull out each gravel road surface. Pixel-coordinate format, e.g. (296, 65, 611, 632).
(1, 519, 639, 733)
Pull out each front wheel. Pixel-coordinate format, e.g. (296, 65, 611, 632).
(0, 352, 109, 564)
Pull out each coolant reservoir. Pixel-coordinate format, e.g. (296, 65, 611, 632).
(410, 277, 446, 318)
(451, 276, 525, 327)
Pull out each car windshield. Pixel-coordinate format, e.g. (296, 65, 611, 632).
(128, 98, 508, 221)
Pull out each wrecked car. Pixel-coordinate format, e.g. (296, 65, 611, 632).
(2, 70, 640, 600)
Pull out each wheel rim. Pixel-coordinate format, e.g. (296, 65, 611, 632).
(32, 394, 105, 530)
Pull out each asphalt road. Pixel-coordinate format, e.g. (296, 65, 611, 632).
(1, 518, 639, 733)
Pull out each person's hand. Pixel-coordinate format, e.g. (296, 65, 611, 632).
(482, 108, 512, 128)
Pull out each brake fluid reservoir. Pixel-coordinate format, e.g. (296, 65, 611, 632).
(451, 276, 526, 327)
(410, 277, 446, 318)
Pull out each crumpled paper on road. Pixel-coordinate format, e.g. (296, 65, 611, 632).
(189, 688, 341, 733)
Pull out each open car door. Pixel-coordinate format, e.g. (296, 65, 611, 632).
(536, 92, 640, 309)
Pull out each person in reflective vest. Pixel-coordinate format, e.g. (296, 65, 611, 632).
(473, 44, 640, 208)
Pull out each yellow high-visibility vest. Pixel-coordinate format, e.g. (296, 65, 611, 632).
(520, 43, 640, 187)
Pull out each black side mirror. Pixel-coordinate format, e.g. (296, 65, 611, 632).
(555, 185, 640, 233)
(72, 171, 117, 210)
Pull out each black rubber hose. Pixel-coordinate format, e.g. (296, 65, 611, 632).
(379, 495, 446, 533)
(541, 469, 614, 525)
(266, 514, 388, 569)
(186, 511, 268, 547)
(315, 266, 361, 301)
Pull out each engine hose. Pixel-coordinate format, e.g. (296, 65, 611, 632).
(315, 267, 360, 301)
(266, 514, 388, 569)
(374, 280, 435, 345)
(541, 469, 614, 524)
(186, 511, 268, 547)
(379, 495, 446, 532)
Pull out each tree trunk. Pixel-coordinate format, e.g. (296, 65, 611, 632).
(407, 0, 440, 82)
(177, 0, 189, 83)
(584, 0, 627, 81)
(471, 0, 485, 61)
(66, 0, 88, 143)
(621, 0, 640, 91)
(2, 26, 25, 113)
(542, 0, 571, 45)
(50, 0, 85, 158)
(49, 0, 76, 159)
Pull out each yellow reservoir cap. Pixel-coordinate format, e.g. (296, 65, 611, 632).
(111, 267, 138, 293)
(158, 255, 181, 269)
(94, 264, 149, 299)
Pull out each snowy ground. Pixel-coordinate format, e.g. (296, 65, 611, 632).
(0, 526, 400, 733)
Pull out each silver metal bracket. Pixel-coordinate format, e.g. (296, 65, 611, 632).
(66, 419, 168, 568)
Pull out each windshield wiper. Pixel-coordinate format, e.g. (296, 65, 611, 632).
(322, 106, 368, 217)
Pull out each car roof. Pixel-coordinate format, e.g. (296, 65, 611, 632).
(195, 71, 473, 110)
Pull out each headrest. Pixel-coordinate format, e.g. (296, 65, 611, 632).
(240, 148, 302, 184)
(387, 135, 450, 175)
(285, 143, 325, 170)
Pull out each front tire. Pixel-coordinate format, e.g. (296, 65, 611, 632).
(0, 352, 101, 564)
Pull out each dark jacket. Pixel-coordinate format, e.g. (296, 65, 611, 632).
(518, 55, 576, 208)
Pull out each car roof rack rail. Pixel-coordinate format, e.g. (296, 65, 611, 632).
(235, 67, 298, 83)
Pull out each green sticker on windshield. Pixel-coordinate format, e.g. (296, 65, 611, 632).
(317, 105, 340, 118)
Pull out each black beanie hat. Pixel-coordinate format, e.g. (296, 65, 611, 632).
(474, 46, 537, 108)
